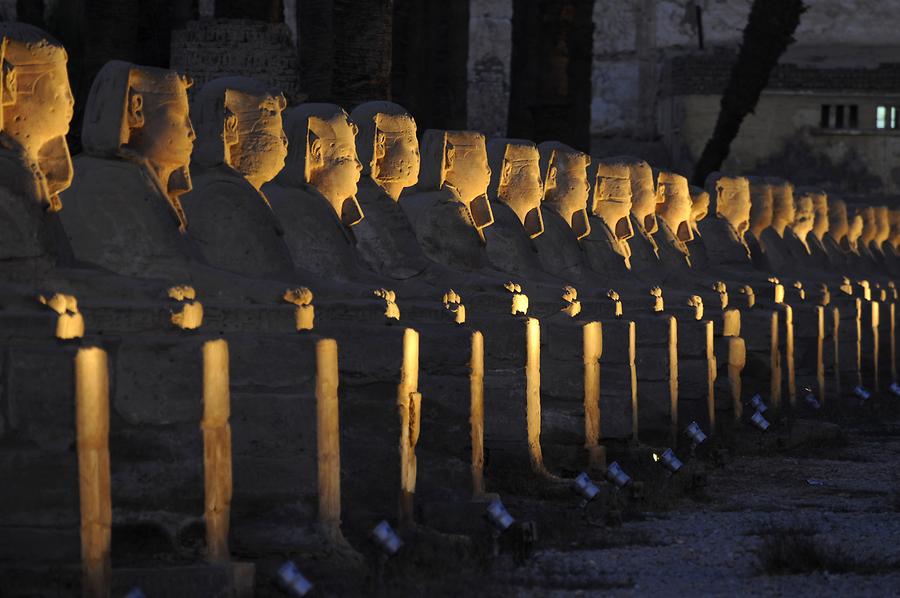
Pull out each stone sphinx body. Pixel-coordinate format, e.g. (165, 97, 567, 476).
(263, 103, 365, 279)
(746, 177, 774, 271)
(482, 138, 547, 277)
(181, 76, 296, 279)
(400, 129, 493, 271)
(581, 159, 634, 275)
(346, 101, 431, 279)
(532, 141, 591, 281)
(757, 178, 797, 274)
(0, 23, 73, 273)
(699, 172, 753, 271)
(60, 60, 194, 280)
(782, 189, 815, 266)
(652, 170, 694, 273)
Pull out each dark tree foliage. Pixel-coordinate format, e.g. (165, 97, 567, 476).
(216, 0, 283, 22)
(691, 0, 806, 185)
(507, 0, 594, 151)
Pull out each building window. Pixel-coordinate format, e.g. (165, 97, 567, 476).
(876, 105, 898, 130)
(820, 104, 859, 129)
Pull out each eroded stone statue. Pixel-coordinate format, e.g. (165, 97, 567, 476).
(347, 101, 430, 279)
(0, 23, 73, 269)
(784, 189, 815, 259)
(805, 189, 830, 268)
(182, 76, 295, 277)
(621, 157, 663, 280)
(653, 170, 693, 270)
(871, 205, 890, 259)
(686, 184, 710, 270)
(60, 60, 193, 279)
(699, 173, 752, 268)
(757, 178, 796, 272)
(823, 197, 851, 269)
(483, 138, 545, 275)
(582, 159, 634, 273)
(534, 141, 591, 280)
(400, 130, 493, 270)
(264, 103, 365, 278)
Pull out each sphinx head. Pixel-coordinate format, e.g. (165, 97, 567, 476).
(590, 159, 634, 242)
(890, 209, 900, 248)
(278, 103, 363, 226)
(487, 139, 544, 239)
(705, 173, 751, 237)
(748, 178, 774, 238)
(0, 23, 74, 208)
(625, 158, 658, 233)
(874, 205, 890, 246)
(791, 191, 815, 240)
(860, 206, 877, 245)
(811, 191, 829, 241)
(827, 198, 849, 241)
(846, 206, 864, 248)
(418, 129, 494, 233)
(769, 179, 795, 236)
(689, 185, 709, 236)
(350, 101, 419, 201)
(538, 141, 591, 240)
(655, 171, 694, 242)
(82, 61, 194, 226)
(191, 76, 287, 191)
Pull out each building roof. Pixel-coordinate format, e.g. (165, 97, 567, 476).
(667, 46, 900, 96)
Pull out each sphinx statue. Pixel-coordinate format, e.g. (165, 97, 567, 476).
(871, 205, 890, 260)
(534, 141, 591, 280)
(483, 138, 546, 276)
(346, 101, 430, 279)
(581, 158, 634, 274)
(883, 209, 900, 274)
(857, 205, 879, 264)
(842, 205, 874, 274)
(746, 177, 774, 271)
(263, 103, 366, 278)
(652, 170, 693, 271)
(179, 76, 298, 278)
(0, 23, 73, 271)
(823, 197, 851, 269)
(805, 189, 831, 269)
(60, 60, 193, 280)
(621, 157, 663, 280)
(757, 178, 796, 273)
(400, 130, 493, 270)
(699, 173, 752, 269)
(686, 184, 710, 270)
(783, 189, 815, 262)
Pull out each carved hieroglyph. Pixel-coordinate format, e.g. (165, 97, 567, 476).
(60, 60, 194, 279)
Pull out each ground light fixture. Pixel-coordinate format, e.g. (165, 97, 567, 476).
(653, 448, 684, 474)
(803, 387, 821, 410)
(853, 385, 871, 401)
(372, 520, 403, 556)
(890, 381, 900, 397)
(572, 472, 601, 504)
(277, 561, 313, 597)
(684, 421, 707, 446)
(485, 498, 515, 532)
(750, 410, 770, 431)
(749, 393, 768, 413)
(605, 461, 632, 488)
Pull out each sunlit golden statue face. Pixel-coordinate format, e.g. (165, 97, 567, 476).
(126, 80, 195, 175)
(828, 199, 849, 241)
(0, 26, 75, 209)
(591, 162, 633, 242)
(304, 111, 363, 224)
(874, 206, 890, 245)
(770, 181, 795, 234)
(223, 89, 288, 190)
(811, 193, 829, 241)
(543, 147, 590, 240)
(495, 142, 544, 238)
(372, 113, 419, 190)
(860, 206, 877, 245)
(444, 132, 492, 206)
(791, 194, 815, 239)
(847, 209, 864, 246)
(656, 171, 694, 242)
(749, 182, 774, 237)
(713, 175, 751, 236)
(629, 159, 658, 233)
(689, 186, 709, 235)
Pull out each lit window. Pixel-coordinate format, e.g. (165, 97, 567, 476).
(877, 106, 886, 129)
(876, 105, 899, 130)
